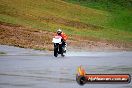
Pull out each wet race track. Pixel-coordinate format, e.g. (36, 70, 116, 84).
(0, 45, 132, 88)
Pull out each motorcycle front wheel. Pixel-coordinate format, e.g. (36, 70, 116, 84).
(54, 43, 58, 57)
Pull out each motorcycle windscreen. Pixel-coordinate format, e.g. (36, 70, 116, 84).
(52, 38, 61, 43)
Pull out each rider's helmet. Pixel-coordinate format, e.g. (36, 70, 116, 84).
(57, 29, 62, 35)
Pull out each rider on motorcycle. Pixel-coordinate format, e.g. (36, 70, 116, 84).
(55, 29, 68, 52)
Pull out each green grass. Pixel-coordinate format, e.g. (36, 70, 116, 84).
(65, 0, 132, 32)
(0, 0, 109, 26)
(0, 0, 132, 43)
(109, 10, 132, 32)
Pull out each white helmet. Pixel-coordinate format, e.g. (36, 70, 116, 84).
(57, 29, 62, 35)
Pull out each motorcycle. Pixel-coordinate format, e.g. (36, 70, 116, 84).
(52, 36, 66, 57)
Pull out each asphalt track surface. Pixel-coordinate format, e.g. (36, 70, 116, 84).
(0, 45, 132, 88)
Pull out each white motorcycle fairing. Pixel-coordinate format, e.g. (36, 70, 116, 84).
(52, 36, 62, 43)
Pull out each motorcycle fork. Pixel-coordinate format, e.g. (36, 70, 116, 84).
(54, 43, 63, 54)
(54, 43, 58, 48)
(59, 44, 63, 54)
